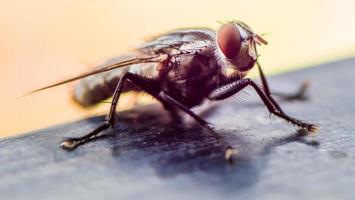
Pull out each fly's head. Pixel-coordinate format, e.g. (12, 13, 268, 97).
(215, 20, 268, 73)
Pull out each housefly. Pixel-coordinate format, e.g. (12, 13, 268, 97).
(31, 20, 318, 151)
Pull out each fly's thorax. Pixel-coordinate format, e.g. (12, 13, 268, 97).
(165, 50, 217, 82)
(128, 62, 161, 78)
(158, 50, 219, 105)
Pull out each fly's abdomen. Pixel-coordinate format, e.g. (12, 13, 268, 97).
(72, 53, 149, 107)
(73, 67, 129, 107)
(72, 53, 162, 107)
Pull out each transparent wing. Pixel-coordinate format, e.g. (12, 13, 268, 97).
(26, 54, 163, 95)
(139, 28, 215, 53)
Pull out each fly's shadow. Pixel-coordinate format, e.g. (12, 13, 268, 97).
(78, 104, 319, 191)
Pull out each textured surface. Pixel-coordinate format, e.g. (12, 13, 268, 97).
(1, 58, 355, 200)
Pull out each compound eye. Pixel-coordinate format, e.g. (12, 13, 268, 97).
(217, 23, 241, 59)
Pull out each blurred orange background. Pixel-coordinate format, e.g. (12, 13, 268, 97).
(1, 0, 355, 138)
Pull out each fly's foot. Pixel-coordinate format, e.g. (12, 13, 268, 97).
(290, 117, 319, 134)
(273, 111, 319, 134)
(60, 138, 81, 150)
(60, 122, 111, 151)
(224, 147, 238, 164)
(300, 122, 319, 134)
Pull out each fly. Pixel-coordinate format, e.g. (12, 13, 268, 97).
(30, 20, 318, 150)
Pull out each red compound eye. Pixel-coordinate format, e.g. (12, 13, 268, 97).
(216, 23, 241, 59)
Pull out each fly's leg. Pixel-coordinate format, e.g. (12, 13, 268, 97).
(60, 72, 230, 161)
(271, 81, 309, 101)
(159, 99, 183, 124)
(256, 61, 309, 103)
(160, 93, 212, 129)
(160, 92, 234, 160)
(60, 72, 162, 150)
(209, 78, 318, 132)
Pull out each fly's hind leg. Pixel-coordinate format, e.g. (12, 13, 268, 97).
(60, 72, 162, 150)
(256, 61, 309, 103)
(59, 72, 230, 161)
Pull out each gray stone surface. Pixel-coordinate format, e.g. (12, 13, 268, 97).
(1, 58, 355, 200)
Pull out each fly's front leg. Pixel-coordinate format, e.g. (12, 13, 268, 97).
(209, 78, 318, 132)
(60, 72, 161, 150)
(256, 61, 309, 102)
